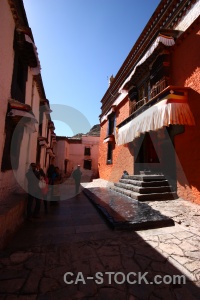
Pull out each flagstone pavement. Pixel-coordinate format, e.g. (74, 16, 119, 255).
(0, 179, 200, 299)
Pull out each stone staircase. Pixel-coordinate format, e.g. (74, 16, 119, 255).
(110, 174, 178, 201)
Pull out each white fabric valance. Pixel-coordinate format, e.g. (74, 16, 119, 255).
(39, 140, 48, 147)
(8, 109, 38, 122)
(116, 99, 195, 145)
(8, 109, 38, 134)
(103, 135, 115, 143)
(25, 121, 37, 134)
(119, 34, 175, 93)
(100, 92, 128, 124)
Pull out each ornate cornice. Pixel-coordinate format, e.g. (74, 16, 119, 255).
(8, 0, 34, 41)
(33, 74, 46, 100)
(100, 0, 198, 117)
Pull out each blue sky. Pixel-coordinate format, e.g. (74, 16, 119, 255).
(23, 0, 161, 136)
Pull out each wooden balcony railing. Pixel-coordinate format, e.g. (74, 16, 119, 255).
(150, 77, 168, 98)
(120, 85, 188, 129)
(130, 77, 168, 115)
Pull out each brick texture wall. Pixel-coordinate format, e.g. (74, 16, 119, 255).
(98, 22, 200, 205)
(172, 23, 200, 204)
(99, 98, 134, 182)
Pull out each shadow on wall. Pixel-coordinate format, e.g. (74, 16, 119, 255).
(175, 89, 200, 203)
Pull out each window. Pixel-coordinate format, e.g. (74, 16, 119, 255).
(106, 113, 115, 164)
(11, 31, 28, 103)
(36, 143, 41, 165)
(84, 147, 91, 156)
(138, 80, 150, 102)
(38, 110, 43, 136)
(107, 112, 116, 136)
(64, 159, 68, 174)
(150, 54, 170, 97)
(129, 80, 151, 115)
(107, 143, 113, 164)
(1, 118, 24, 171)
(84, 160, 92, 170)
(147, 81, 151, 100)
(11, 54, 28, 103)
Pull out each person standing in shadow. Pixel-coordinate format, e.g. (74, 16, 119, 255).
(51, 166, 62, 205)
(47, 158, 55, 185)
(39, 170, 49, 213)
(72, 165, 82, 195)
(26, 163, 41, 219)
(47, 158, 55, 202)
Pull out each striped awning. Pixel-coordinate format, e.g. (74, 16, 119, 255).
(116, 97, 195, 146)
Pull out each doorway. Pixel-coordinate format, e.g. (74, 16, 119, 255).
(134, 128, 177, 191)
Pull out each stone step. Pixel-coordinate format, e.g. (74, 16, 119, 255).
(114, 182, 172, 194)
(110, 186, 178, 201)
(123, 174, 166, 182)
(119, 179, 170, 187)
(83, 187, 174, 230)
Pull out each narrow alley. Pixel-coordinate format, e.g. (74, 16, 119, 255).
(0, 180, 200, 299)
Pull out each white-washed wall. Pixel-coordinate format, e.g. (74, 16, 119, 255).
(82, 136, 100, 176)
(28, 82, 40, 165)
(54, 136, 100, 177)
(14, 64, 39, 191)
(0, 1, 19, 197)
(55, 140, 66, 172)
(0, 0, 15, 168)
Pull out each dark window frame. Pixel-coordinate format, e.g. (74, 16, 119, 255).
(11, 31, 28, 103)
(1, 118, 24, 171)
(107, 112, 116, 136)
(84, 147, 91, 156)
(107, 143, 113, 165)
(84, 159, 92, 170)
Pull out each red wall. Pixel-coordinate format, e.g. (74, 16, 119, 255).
(172, 24, 200, 204)
(98, 98, 134, 182)
(99, 23, 200, 205)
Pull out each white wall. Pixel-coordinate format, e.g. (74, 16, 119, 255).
(0, 1, 20, 197)
(54, 136, 100, 178)
(0, 0, 50, 197)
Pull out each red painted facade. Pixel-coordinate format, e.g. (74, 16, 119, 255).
(172, 23, 200, 203)
(99, 0, 200, 204)
(99, 99, 134, 182)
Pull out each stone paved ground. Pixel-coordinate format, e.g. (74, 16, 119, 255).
(0, 179, 200, 299)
